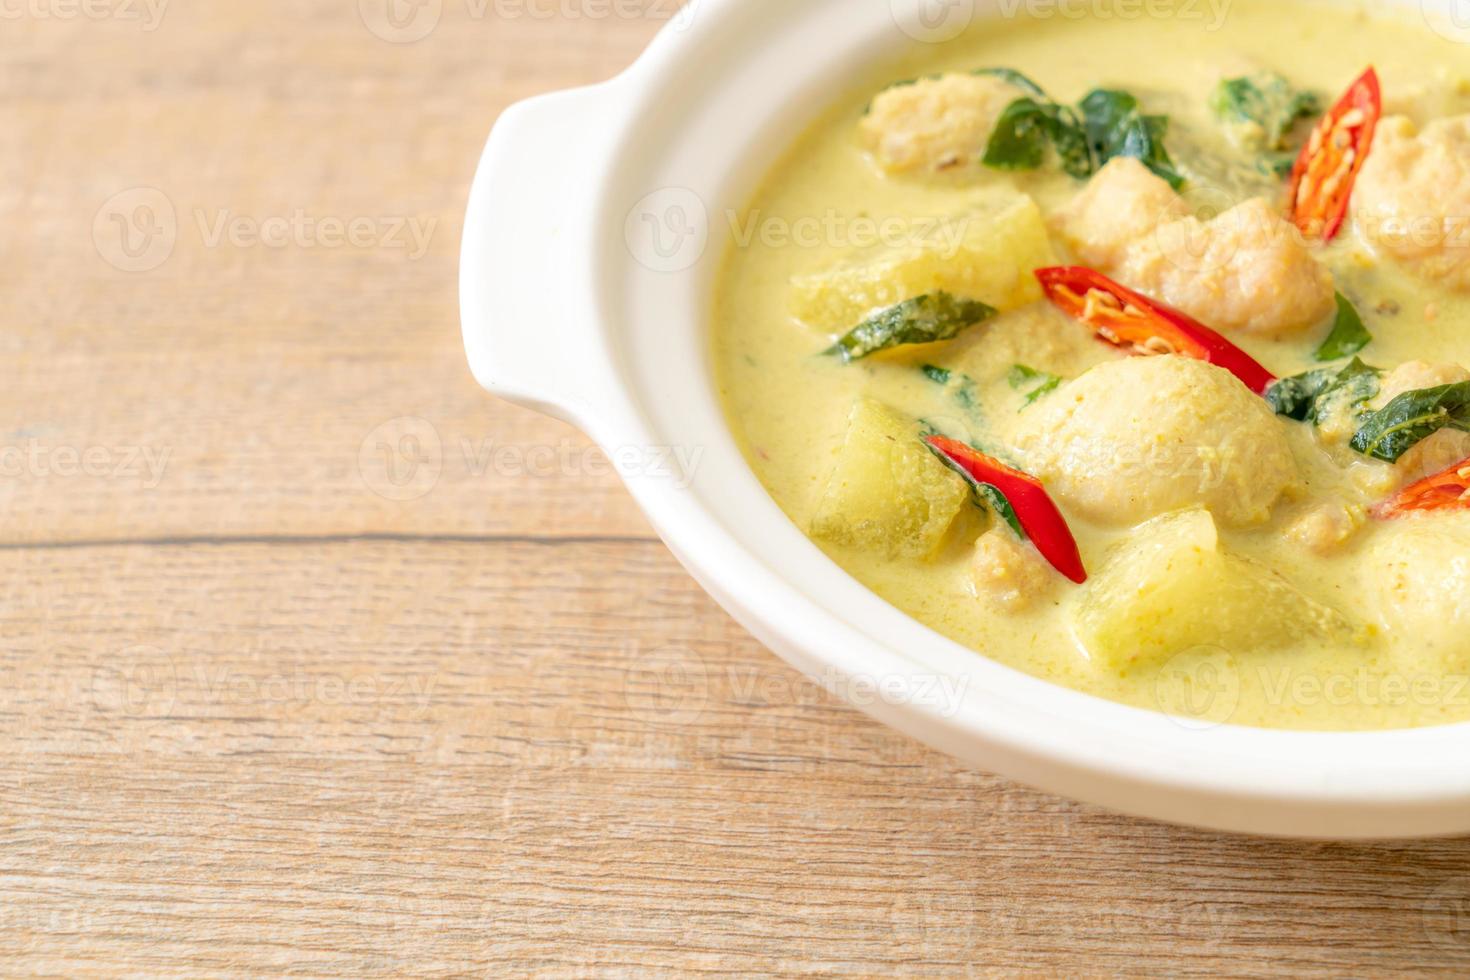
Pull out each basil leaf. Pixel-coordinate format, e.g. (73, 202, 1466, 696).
(982, 97, 1055, 171)
(983, 100, 1091, 177)
(977, 72, 1180, 186)
(1007, 364, 1063, 408)
(1267, 358, 1381, 425)
(1351, 382, 1470, 463)
(923, 439, 1027, 540)
(1210, 72, 1322, 151)
(1209, 73, 1320, 180)
(1314, 293, 1373, 362)
(1079, 89, 1185, 189)
(1269, 362, 1470, 464)
(826, 293, 997, 362)
(978, 69, 1092, 179)
(1047, 110, 1096, 180)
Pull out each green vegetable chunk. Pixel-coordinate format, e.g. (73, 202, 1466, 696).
(1351, 382, 1470, 463)
(1314, 292, 1373, 362)
(1007, 364, 1063, 408)
(1072, 509, 1354, 671)
(790, 194, 1057, 329)
(810, 400, 970, 559)
(1210, 71, 1321, 176)
(1266, 358, 1381, 425)
(826, 292, 997, 362)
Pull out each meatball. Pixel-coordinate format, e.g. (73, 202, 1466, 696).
(1015, 356, 1299, 527)
(1053, 157, 1188, 269)
(1353, 115, 1470, 291)
(971, 528, 1055, 612)
(1375, 362, 1470, 486)
(1055, 161, 1335, 337)
(1369, 515, 1470, 673)
(1114, 198, 1337, 337)
(859, 73, 1022, 175)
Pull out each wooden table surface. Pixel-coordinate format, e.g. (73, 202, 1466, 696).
(6, 2, 1470, 976)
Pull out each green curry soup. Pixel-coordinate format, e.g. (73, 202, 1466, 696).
(712, 0, 1470, 731)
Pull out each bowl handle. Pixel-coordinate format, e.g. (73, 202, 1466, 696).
(459, 81, 626, 427)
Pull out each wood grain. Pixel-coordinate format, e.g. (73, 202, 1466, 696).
(7, 541, 1470, 977)
(6, 2, 1470, 977)
(0, 3, 652, 544)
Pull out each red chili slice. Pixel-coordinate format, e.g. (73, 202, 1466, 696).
(924, 435, 1087, 584)
(1373, 455, 1470, 518)
(1288, 67, 1381, 244)
(1035, 266, 1278, 395)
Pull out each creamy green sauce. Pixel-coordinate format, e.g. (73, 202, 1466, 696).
(713, 0, 1470, 730)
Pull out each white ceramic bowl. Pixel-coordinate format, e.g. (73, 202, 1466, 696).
(461, 0, 1470, 838)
